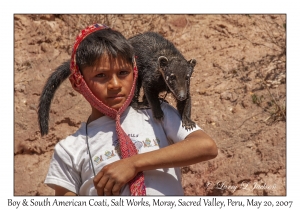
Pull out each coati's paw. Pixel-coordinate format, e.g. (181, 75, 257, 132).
(131, 101, 139, 110)
(131, 101, 151, 110)
(138, 102, 151, 109)
(153, 109, 164, 121)
(138, 100, 150, 109)
(182, 116, 196, 131)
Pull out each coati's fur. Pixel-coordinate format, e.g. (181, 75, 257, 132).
(129, 32, 196, 130)
(38, 61, 71, 136)
(38, 32, 196, 135)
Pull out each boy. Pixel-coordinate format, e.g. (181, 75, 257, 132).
(44, 23, 218, 196)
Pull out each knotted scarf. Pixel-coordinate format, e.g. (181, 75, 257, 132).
(69, 23, 146, 196)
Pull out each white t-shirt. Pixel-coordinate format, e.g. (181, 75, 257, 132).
(45, 102, 201, 195)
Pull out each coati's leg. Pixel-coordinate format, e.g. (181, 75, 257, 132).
(141, 94, 148, 106)
(143, 84, 164, 120)
(131, 77, 142, 110)
(131, 76, 151, 109)
(177, 94, 196, 130)
(137, 94, 150, 109)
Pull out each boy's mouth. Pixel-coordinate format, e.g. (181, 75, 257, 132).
(107, 94, 125, 99)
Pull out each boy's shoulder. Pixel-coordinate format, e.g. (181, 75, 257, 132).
(129, 102, 179, 119)
(131, 101, 178, 113)
(158, 102, 181, 118)
(160, 101, 179, 112)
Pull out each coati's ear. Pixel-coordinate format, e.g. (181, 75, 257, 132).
(189, 59, 197, 68)
(158, 56, 168, 69)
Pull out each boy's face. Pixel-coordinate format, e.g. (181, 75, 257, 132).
(82, 55, 134, 112)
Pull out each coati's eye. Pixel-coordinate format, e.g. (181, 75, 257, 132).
(170, 74, 176, 80)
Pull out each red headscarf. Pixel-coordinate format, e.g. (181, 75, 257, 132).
(69, 23, 146, 196)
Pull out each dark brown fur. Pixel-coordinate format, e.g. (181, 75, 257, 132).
(129, 32, 196, 130)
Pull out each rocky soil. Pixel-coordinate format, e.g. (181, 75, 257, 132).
(14, 14, 286, 196)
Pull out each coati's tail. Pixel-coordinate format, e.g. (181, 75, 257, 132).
(38, 61, 71, 136)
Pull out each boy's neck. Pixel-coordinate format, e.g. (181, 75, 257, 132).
(87, 107, 105, 124)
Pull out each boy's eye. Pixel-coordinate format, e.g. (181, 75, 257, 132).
(119, 70, 130, 76)
(96, 73, 105, 78)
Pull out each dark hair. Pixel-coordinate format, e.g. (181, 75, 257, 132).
(76, 28, 134, 72)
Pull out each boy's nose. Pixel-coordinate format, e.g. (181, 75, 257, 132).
(108, 75, 121, 89)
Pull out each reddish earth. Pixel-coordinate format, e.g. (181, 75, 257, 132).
(14, 14, 286, 196)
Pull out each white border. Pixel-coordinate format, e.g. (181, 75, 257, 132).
(3, 0, 299, 209)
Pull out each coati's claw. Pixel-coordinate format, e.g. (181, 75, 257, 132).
(182, 118, 196, 131)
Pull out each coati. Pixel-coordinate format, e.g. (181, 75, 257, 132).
(129, 32, 196, 130)
(38, 32, 196, 136)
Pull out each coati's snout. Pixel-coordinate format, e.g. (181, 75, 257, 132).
(158, 56, 196, 101)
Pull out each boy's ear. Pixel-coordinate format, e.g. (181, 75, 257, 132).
(70, 81, 81, 93)
(69, 75, 80, 93)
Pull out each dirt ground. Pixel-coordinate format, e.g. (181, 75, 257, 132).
(14, 14, 286, 196)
